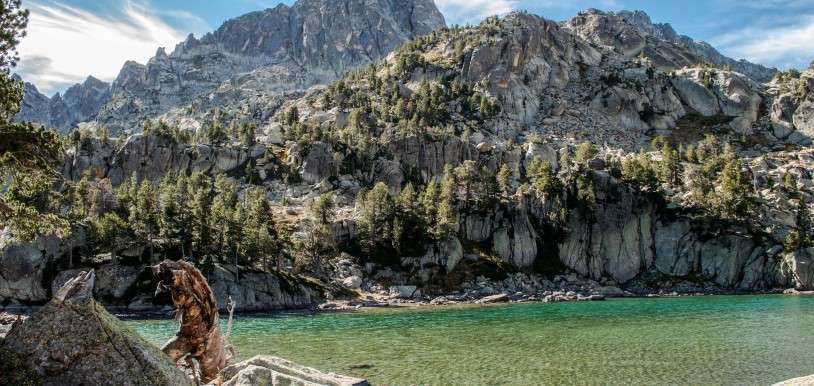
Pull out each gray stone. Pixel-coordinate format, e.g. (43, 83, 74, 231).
(389, 285, 418, 299)
(2, 271, 193, 386)
(478, 293, 510, 304)
(218, 355, 368, 386)
(208, 264, 320, 312)
(785, 248, 814, 290)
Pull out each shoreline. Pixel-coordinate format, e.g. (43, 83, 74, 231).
(2, 288, 811, 323)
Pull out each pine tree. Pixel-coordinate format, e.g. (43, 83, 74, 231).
(307, 192, 335, 275)
(526, 157, 560, 196)
(658, 143, 681, 186)
(240, 122, 256, 147)
(575, 142, 598, 165)
(358, 182, 396, 253)
(131, 180, 159, 262)
(90, 212, 129, 261)
(285, 106, 300, 127)
(211, 174, 238, 264)
(189, 172, 213, 261)
(497, 163, 512, 198)
(158, 175, 184, 254)
(435, 165, 458, 239)
(715, 158, 752, 219)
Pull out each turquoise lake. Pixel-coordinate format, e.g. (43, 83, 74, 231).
(128, 295, 814, 385)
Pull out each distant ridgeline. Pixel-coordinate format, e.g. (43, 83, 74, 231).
(4, 1, 814, 311)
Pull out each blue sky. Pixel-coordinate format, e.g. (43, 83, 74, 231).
(16, 0, 814, 95)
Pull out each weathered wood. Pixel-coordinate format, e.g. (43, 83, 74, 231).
(153, 260, 228, 384)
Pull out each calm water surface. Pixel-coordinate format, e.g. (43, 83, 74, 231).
(128, 295, 814, 385)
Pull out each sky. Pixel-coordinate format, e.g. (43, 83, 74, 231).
(14, 0, 814, 95)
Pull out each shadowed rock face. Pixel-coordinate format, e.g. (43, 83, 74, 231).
(1, 271, 193, 386)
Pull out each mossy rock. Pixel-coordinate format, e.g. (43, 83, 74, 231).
(1, 297, 192, 386)
(0, 346, 42, 386)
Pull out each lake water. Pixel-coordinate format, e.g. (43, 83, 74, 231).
(128, 295, 814, 385)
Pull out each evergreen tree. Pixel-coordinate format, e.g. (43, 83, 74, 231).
(158, 175, 184, 255)
(131, 180, 159, 262)
(358, 182, 396, 253)
(189, 172, 213, 261)
(285, 106, 300, 127)
(574, 141, 598, 165)
(0, 0, 68, 240)
(435, 165, 458, 239)
(211, 174, 239, 263)
(715, 158, 752, 219)
(621, 150, 658, 190)
(526, 157, 560, 196)
(240, 122, 256, 147)
(497, 163, 512, 198)
(307, 192, 335, 275)
(90, 212, 129, 261)
(658, 143, 681, 186)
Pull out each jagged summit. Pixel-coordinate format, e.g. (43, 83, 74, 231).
(564, 9, 777, 82)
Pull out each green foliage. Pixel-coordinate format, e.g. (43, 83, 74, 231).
(576, 172, 596, 207)
(621, 150, 659, 190)
(0, 3, 67, 240)
(497, 163, 512, 198)
(657, 143, 682, 187)
(305, 192, 336, 274)
(574, 141, 598, 165)
(199, 121, 228, 145)
(713, 157, 753, 220)
(525, 157, 561, 196)
(0, 0, 27, 70)
(783, 172, 798, 193)
(357, 182, 396, 254)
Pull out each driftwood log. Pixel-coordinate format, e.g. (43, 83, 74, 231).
(153, 260, 230, 383)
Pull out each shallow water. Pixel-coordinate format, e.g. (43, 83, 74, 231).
(128, 295, 814, 385)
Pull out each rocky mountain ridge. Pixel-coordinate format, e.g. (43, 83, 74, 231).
(15, 0, 445, 134)
(14, 3, 779, 136)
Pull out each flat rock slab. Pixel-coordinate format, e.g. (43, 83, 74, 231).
(773, 374, 814, 386)
(477, 293, 510, 304)
(216, 355, 369, 386)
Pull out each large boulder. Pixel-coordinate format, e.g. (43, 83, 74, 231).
(784, 248, 814, 290)
(207, 264, 321, 312)
(0, 234, 64, 304)
(1, 271, 192, 386)
(493, 215, 539, 268)
(793, 99, 814, 138)
(299, 142, 338, 184)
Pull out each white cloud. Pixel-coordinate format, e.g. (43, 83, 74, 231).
(15, 1, 208, 95)
(435, 0, 516, 25)
(712, 15, 814, 70)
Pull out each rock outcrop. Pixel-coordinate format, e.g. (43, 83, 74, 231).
(784, 248, 814, 290)
(564, 9, 776, 82)
(0, 234, 65, 305)
(1, 271, 193, 386)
